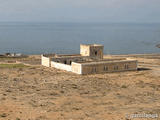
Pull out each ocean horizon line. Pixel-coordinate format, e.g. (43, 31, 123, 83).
(0, 21, 160, 25)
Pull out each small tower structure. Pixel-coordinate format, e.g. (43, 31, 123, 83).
(80, 44, 104, 59)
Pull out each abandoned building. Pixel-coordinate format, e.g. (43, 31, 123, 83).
(41, 44, 138, 75)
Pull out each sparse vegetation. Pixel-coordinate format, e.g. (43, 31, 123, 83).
(0, 64, 28, 68)
(0, 113, 7, 117)
(16, 117, 21, 120)
(121, 85, 127, 88)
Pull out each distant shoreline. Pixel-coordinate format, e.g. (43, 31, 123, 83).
(18, 52, 160, 56)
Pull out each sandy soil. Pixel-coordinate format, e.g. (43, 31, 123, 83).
(0, 54, 160, 120)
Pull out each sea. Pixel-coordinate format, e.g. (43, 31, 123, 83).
(0, 22, 160, 55)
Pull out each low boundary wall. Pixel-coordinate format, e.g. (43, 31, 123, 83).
(71, 62, 82, 74)
(51, 61, 72, 72)
(41, 55, 51, 67)
(80, 60, 138, 75)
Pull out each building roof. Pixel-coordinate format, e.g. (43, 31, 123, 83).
(75, 58, 137, 65)
(80, 44, 103, 47)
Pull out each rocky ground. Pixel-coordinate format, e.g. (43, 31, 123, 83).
(0, 54, 160, 120)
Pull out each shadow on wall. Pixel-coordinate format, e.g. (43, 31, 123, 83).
(137, 68, 151, 71)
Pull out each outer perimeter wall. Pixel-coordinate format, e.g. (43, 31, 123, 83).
(80, 60, 137, 75)
(41, 55, 51, 67)
(51, 61, 72, 72)
(72, 62, 82, 74)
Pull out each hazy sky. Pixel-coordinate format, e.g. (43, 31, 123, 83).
(0, 0, 160, 23)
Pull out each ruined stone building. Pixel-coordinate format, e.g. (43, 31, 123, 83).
(41, 44, 137, 75)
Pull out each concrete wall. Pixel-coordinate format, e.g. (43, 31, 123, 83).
(52, 57, 85, 65)
(90, 46, 104, 59)
(80, 45, 90, 56)
(80, 44, 104, 59)
(42, 54, 137, 75)
(71, 62, 82, 74)
(52, 56, 94, 65)
(51, 61, 72, 72)
(80, 60, 137, 75)
(41, 55, 51, 67)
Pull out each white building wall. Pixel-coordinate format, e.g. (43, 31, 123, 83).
(41, 55, 51, 67)
(51, 61, 72, 72)
(71, 62, 82, 74)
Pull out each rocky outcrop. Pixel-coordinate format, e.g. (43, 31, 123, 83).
(156, 44, 160, 48)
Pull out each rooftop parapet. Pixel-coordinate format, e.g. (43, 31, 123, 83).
(80, 44, 103, 47)
(75, 58, 137, 65)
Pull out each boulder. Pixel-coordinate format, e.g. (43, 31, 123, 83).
(156, 44, 160, 48)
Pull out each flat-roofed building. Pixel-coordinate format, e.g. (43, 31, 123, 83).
(41, 44, 138, 75)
